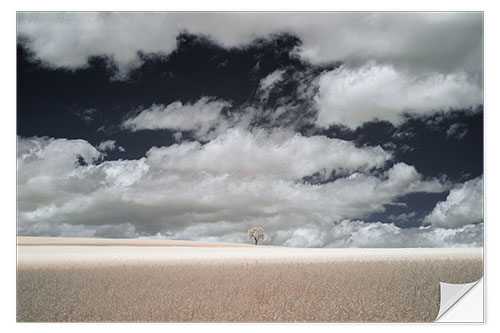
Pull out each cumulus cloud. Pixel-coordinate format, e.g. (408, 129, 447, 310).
(313, 63, 483, 129)
(17, 12, 482, 79)
(17, 136, 101, 181)
(145, 128, 392, 179)
(17, 134, 450, 246)
(17, 13, 180, 74)
(281, 221, 483, 248)
(16, 12, 484, 248)
(424, 176, 483, 228)
(122, 97, 231, 140)
(18, 13, 483, 130)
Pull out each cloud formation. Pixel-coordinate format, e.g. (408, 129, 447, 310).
(424, 176, 483, 228)
(259, 69, 285, 92)
(97, 140, 116, 151)
(17, 12, 482, 79)
(18, 13, 483, 130)
(123, 97, 232, 140)
(145, 128, 392, 179)
(281, 220, 483, 248)
(313, 64, 483, 129)
(16, 13, 483, 247)
(17, 135, 453, 246)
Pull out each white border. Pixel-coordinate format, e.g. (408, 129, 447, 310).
(3, 1, 499, 332)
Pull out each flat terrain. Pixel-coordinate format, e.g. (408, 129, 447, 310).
(16, 239, 483, 322)
(17, 236, 258, 247)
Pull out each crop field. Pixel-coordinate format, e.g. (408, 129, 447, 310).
(16, 246, 483, 322)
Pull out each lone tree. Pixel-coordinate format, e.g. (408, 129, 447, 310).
(248, 227, 265, 245)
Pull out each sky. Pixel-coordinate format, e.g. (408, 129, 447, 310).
(16, 12, 484, 247)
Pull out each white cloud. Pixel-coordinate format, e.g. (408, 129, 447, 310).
(97, 140, 116, 151)
(18, 13, 483, 129)
(281, 220, 483, 248)
(145, 128, 391, 179)
(424, 176, 483, 228)
(283, 228, 326, 248)
(17, 13, 181, 75)
(238, 219, 484, 248)
(17, 12, 482, 79)
(122, 97, 231, 140)
(313, 64, 483, 129)
(17, 136, 101, 183)
(259, 69, 285, 92)
(17, 135, 452, 246)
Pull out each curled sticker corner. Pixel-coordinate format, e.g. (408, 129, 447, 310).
(435, 278, 483, 322)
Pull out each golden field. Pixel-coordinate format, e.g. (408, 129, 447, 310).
(16, 238, 483, 322)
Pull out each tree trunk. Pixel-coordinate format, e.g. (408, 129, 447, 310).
(254, 238, 258, 245)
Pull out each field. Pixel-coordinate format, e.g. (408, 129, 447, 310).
(16, 238, 483, 322)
